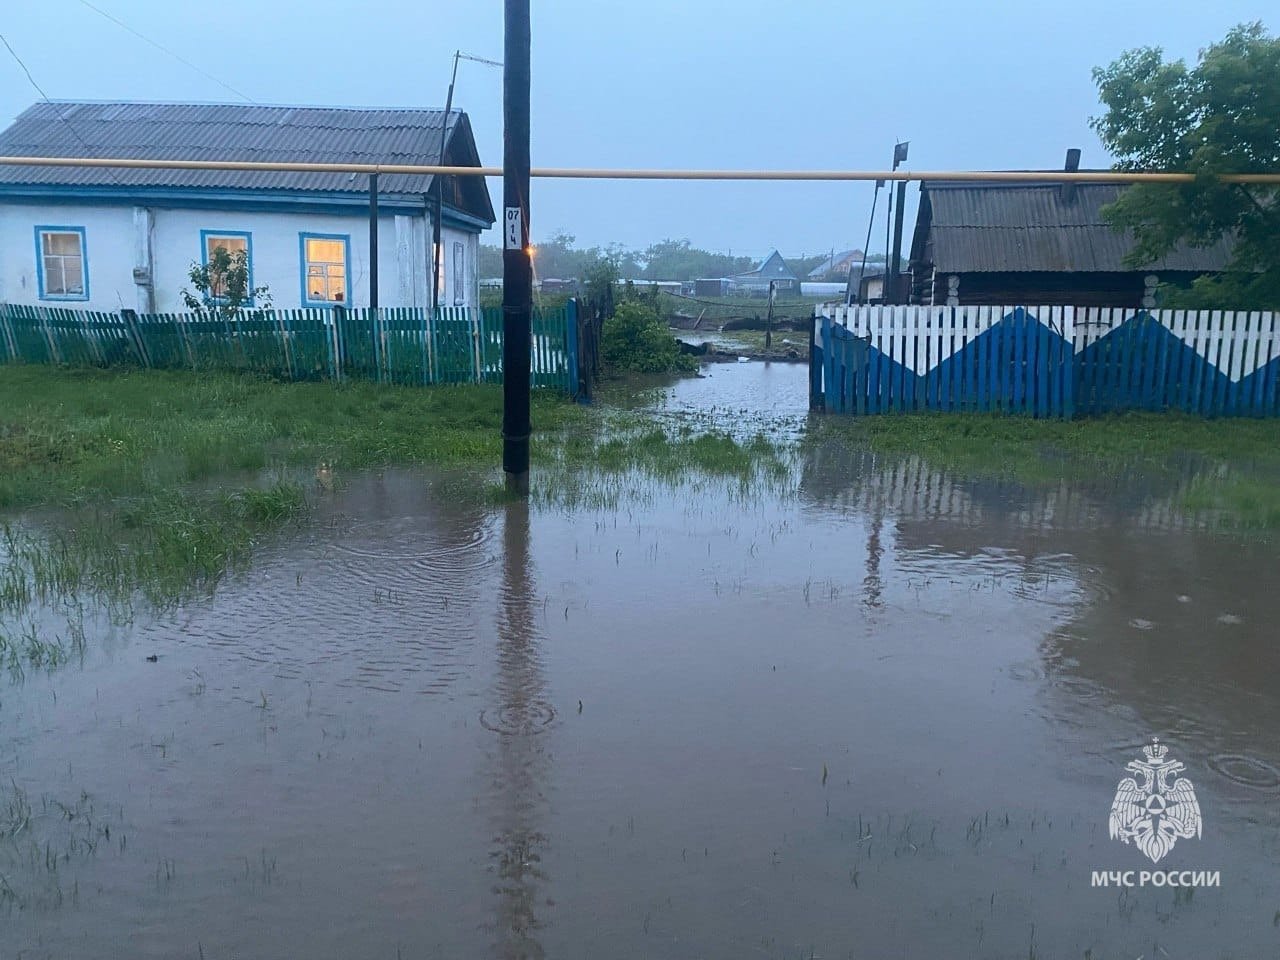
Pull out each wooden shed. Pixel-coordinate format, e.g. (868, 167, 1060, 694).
(907, 169, 1233, 308)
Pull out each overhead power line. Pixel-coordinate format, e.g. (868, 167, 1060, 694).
(0, 29, 124, 184)
(75, 0, 257, 103)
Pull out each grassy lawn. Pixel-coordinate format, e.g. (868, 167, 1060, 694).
(0, 366, 588, 509)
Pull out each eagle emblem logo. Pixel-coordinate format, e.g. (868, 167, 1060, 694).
(1109, 738, 1202, 864)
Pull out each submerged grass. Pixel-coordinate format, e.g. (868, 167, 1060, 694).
(1, 367, 792, 631)
(0, 367, 589, 629)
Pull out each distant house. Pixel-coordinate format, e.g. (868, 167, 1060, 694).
(726, 250, 800, 296)
(0, 101, 495, 313)
(807, 248, 864, 280)
(907, 160, 1232, 308)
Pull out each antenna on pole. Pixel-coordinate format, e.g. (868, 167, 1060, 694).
(433, 51, 502, 315)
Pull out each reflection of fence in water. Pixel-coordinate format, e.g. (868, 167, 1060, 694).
(801, 447, 1216, 536)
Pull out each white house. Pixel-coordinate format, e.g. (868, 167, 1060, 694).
(0, 101, 495, 313)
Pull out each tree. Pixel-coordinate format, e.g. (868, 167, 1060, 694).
(181, 246, 272, 319)
(1091, 22, 1280, 307)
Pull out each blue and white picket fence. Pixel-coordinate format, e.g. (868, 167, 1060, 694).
(811, 305, 1280, 418)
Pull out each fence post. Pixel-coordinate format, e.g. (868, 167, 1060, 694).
(35, 307, 62, 364)
(119, 309, 151, 367)
(808, 309, 822, 410)
(330, 305, 345, 382)
(471, 306, 483, 383)
(0, 303, 18, 362)
(565, 298, 582, 401)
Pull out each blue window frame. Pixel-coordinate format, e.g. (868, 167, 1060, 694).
(34, 225, 89, 301)
(199, 230, 256, 305)
(299, 233, 351, 306)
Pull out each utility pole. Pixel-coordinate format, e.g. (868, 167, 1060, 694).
(368, 172, 378, 309)
(502, 0, 532, 492)
(887, 141, 909, 301)
(432, 52, 460, 315)
(765, 279, 775, 351)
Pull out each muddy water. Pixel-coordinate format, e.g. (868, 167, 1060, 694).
(4, 364, 1280, 959)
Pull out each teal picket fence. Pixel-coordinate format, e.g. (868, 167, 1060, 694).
(812, 304, 1280, 418)
(0, 302, 576, 392)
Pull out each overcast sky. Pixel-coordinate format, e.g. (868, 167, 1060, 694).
(0, 1, 1270, 259)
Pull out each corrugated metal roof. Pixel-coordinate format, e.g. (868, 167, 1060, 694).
(0, 101, 479, 198)
(923, 181, 1233, 273)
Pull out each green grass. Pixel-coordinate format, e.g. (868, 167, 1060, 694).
(0, 366, 586, 509)
(0, 367, 794, 627)
(0, 367, 590, 625)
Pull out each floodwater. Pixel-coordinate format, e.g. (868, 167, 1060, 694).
(4, 363, 1280, 959)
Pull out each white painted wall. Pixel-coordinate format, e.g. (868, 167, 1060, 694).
(0, 200, 478, 312)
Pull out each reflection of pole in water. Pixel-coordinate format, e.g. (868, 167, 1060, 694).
(488, 497, 548, 959)
(863, 508, 884, 608)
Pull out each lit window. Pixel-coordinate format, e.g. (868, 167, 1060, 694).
(36, 227, 88, 300)
(453, 241, 465, 305)
(301, 234, 349, 305)
(201, 231, 253, 302)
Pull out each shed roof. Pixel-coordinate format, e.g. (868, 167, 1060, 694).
(0, 101, 493, 220)
(918, 180, 1232, 274)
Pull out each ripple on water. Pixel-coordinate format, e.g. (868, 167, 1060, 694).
(1006, 660, 1046, 682)
(332, 515, 496, 567)
(480, 701, 557, 736)
(1207, 754, 1280, 791)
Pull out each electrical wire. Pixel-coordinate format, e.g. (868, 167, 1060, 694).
(75, 0, 257, 103)
(0, 29, 125, 185)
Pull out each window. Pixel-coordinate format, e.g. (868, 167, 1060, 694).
(300, 234, 349, 305)
(200, 230, 254, 303)
(452, 241, 465, 305)
(35, 226, 88, 300)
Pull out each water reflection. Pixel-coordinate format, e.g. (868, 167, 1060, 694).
(5, 360, 1280, 957)
(487, 498, 549, 959)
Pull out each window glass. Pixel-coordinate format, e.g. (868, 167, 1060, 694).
(205, 235, 248, 260)
(453, 241, 465, 305)
(39, 230, 86, 297)
(304, 237, 348, 303)
(204, 234, 251, 301)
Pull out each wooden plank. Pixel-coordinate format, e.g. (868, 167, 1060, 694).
(1037, 307, 1051, 418)
(821, 315, 836, 411)
(1210, 310, 1229, 417)
(1265, 313, 1280, 415)
(1061, 306, 1075, 419)
(867, 308, 881, 414)
(1140, 310, 1159, 410)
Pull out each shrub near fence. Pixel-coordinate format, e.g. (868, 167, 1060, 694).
(0, 302, 577, 392)
(812, 305, 1280, 418)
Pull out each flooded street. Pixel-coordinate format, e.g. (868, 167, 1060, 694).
(4, 363, 1280, 959)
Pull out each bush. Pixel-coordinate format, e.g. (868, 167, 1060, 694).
(601, 302, 697, 374)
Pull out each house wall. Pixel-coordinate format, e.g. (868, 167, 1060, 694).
(929, 271, 1151, 309)
(0, 201, 478, 312)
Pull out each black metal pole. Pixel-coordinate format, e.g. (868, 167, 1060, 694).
(889, 180, 907, 301)
(369, 172, 379, 310)
(502, 0, 532, 491)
